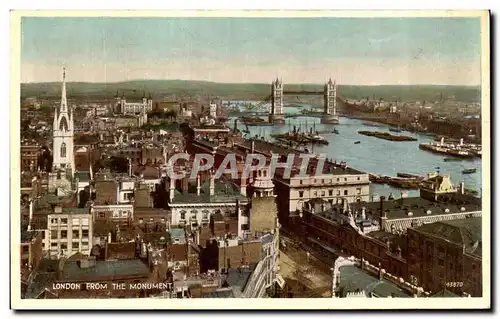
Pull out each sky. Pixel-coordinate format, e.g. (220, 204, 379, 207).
(20, 17, 482, 85)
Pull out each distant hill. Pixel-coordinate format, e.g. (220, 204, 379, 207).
(20, 80, 481, 103)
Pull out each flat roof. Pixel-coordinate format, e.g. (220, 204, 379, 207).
(350, 195, 481, 220)
(338, 265, 411, 298)
(61, 259, 150, 281)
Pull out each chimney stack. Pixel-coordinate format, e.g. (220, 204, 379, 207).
(379, 196, 387, 227)
(28, 199, 34, 231)
(169, 177, 175, 202)
(181, 174, 189, 194)
(128, 158, 132, 177)
(209, 173, 215, 196)
(196, 174, 201, 196)
(459, 182, 465, 195)
(251, 141, 255, 154)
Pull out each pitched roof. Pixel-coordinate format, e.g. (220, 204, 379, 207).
(414, 217, 482, 257)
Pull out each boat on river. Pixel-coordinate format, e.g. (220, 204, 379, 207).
(443, 157, 465, 162)
(354, 141, 361, 144)
(389, 126, 402, 133)
(462, 168, 477, 174)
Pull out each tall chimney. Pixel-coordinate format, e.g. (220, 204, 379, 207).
(460, 138, 464, 146)
(196, 174, 201, 196)
(379, 196, 386, 227)
(108, 232, 112, 243)
(28, 199, 34, 231)
(209, 173, 215, 196)
(128, 158, 132, 177)
(169, 177, 175, 201)
(240, 176, 247, 197)
(459, 182, 465, 195)
(440, 137, 444, 145)
(251, 141, 255, 154)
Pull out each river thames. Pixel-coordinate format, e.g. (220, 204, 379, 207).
(229, 104, 482, 198)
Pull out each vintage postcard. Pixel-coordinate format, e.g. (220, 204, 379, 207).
(11, 10, 490, 309)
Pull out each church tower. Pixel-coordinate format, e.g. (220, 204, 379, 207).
(52, 67, 74, 174)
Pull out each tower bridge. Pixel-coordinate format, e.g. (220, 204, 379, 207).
(269, 78, 340, 124)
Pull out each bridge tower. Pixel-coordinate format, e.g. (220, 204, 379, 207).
(321, 78, 340, 124)
(269, 77, 285, 124)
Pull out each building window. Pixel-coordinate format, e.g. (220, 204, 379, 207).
(438, 259, 444, 266)
(60, 142, 67, 158)
(72, 230, 79, 238)
(321, 179, 325, 184)
(61, 230, 67, 239)
(344, 178, 347, 182)
(72, 242, 79, 249)
(300, 180, 303, 185)
(321, 191, 325, 196)
(337, 190, 341, 196)
(357, 177, 360, 181)
(51, 230, 58, 239)
(180, 211, 186, 220)
(82, 230, 89, 238)
(299, 191, 304, 198)
(51, 218, 58, 224)
(356, 188, 361, 195)
(313, 191, 317, 197)
(61, 218, 68, 224)
(60, 243, 67, 250)
(98, 212, 105, 218)
(328, 190, 333, 196)
(51, 243, 58, 247)
(344, 190, 348, 195)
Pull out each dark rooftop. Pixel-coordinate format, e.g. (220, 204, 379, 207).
(225, 263, 258, 293)
(414, 217, 482, 257)
(338, 265, 411, 298)
(171, 179, 247, 204)
(24, 273, 57, 299)
(349, 195, 481, 220)
(61, 259, 150, 281)
(200, 288, 235, 298)
(74, 171, 91, 182)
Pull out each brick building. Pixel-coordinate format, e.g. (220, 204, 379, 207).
(407, 217, 482, 296)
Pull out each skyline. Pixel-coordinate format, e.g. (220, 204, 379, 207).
(21, 17, 482, 85)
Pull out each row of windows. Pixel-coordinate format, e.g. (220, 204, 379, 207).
(51, 242, 86, 249)
(299, 176, 362, 185)
(298, 188, 362, 198)
(51, 229, 89, 239)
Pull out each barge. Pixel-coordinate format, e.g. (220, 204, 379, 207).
(358, 131, 417, 142)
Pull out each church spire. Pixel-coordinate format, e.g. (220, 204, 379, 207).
(60, 67, 67, 113)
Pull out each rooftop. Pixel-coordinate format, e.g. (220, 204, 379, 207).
(225, 263, 258, 294)
(74, 171, 91, 182)
(171, 179, 247, 205)
(413, 217, 482, 257)
(61, 259, 150, 281)
(349, 195, 481, 220)
(338, 265, 411, 298)
(200, 288, 235, 298)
